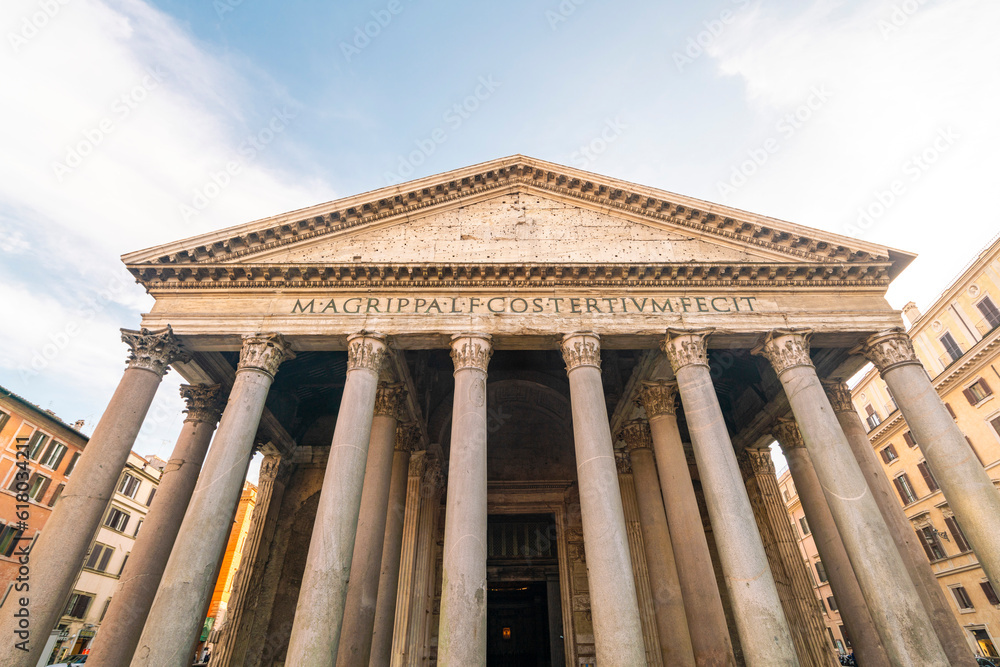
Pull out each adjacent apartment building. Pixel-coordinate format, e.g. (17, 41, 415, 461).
(50, 451, 164, 661)
(777, 469, 851, 656)
(0, 386, 87, 594)
(851, 235, 1000, 659)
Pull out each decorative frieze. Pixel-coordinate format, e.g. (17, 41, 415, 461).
(449, 333, 493, 373)
(821, 380, 854, 414)
(121, 325, 190, 377)
(347, 332, 388, 373)
(661, 329, 712, 372)
(753, 329, 813, 376)
(618, 419, 652, 452)
(395, 422, 421, 452)
(237, 333, 295, 378)
(179, 384, 226, 425)
(637, 381, 679, 417)
(560, 332, 602, 372)
(771, 418, 806, 452)
(373, 382, 407, 418)
(858, 328, 921, 373)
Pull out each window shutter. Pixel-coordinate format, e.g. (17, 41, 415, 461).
(944, 516, 970, 552)
(982, 581, 1000, 606)
(36, 477, 50, 502)
(915, 529, 936, 561)
(47, 484, 64, 507)
(97, 546, 113, 572)
(903, 431, 916, 447)
(964, 387, 977, 405)
(865, 404, 876, 416)
(50, 445, 66, 470)
(945, 403, 956, 419)
(894, 477, 909, 505)
(980, 378, 992, 395)
(917, 462, 939, 492)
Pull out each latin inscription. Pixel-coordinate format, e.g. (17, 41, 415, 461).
(290, 295, 758, 315)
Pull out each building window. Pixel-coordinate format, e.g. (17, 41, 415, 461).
(63, 452, 80, 477)
(134, 520, 143, 537)
(879, 444, 898, 464)
(104, 507, 130, 533)
(903, 431, 917, 448)
(940, 332, 963, 364)
(47, 483, 64, 508)
(63, 592, 93, 619)
(981, 581, 1000, 606)
(990, 415, 1000, 441)
(951, 585, 974, 611)
(918, 526, 947, 561)
(118, 553, 130, 576)
(827, 595, 838, 612)
(26, 473, 50, 503)
(865, 404, 881, 431)
(815, 560, 828, 583)
(944, 515, 971, 552)
(977, 296, 1000, 332)
(0, 410, 9, 434)
(25, 432, 49, 460)
(893, 473, 918, 505)
(118, 473, 141, 499)
(84, 543, 114, 572)
(799, 516, 810, 536)
(0, 524, 25, 557)
(99, 598, 111, 622)
(38, 441, 67, 470)
(965, 379, 993, 405)
(916, 461, 939, 492)
(146, 488, 156, 506)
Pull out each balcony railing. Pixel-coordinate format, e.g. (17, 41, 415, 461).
(975, 315, 1000, 337)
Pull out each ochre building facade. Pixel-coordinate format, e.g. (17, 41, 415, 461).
(3, 156, 999, 667)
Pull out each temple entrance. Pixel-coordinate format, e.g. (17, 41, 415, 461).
(486, 514, 559, 666)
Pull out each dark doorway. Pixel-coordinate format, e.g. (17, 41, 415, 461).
(487, 581, 550, 667)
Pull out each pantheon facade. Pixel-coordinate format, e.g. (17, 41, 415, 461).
(5, 156, 999, 667)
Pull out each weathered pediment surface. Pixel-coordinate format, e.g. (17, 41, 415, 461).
(249, 192, 780, 265)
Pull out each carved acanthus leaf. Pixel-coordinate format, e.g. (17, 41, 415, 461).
(618, 419, 652, 452)
(771, 418, 805, 452)
(753, 329, 813, 376)
(238, 333, 295, 378)
(821, 380, 854, 414)
(560, 333, 601, 372)
(374, 382, 407, 418)
(395, 422, 421, 452)
(638, 381, 679, 417)
(347, 332, 388, 373)
(858, 329, 920, 374)
(122, 325, 190, 377)
(662, 329, 712, 372)
(179, 384, 226, 425)
(450, 334, 493, 373)
(614, 450, 632, 474)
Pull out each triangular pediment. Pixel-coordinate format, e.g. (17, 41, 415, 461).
(123, 155, 914, 290)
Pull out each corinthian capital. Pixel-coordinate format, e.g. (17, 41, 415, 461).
(615, 450, 632, 475)
(821, 380, 855, 414)
(857, 329, 920, 374)
(374, 382, 407, 418)
(560, 332, 601, 372)
(238, 333, 295, 378)
(347, 332, 388, 373)
(121, 325, 190, 377)
(771, 418, 806, 453)
(179, 384, 226, 425)
(618, 419, 652, 452)
(395, 422, 421, 453)
(744, 448, 776, 476)
(662, 329, 712, 372)
(753, 329, 813, 376)
(450, 333, 493, 373)
(638, 381, 679, 417)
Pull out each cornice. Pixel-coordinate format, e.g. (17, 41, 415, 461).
(126, 261, 893, 290)
(123, 157, 903, 280)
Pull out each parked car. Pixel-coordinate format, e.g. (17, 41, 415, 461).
(47, 656, 87, 667)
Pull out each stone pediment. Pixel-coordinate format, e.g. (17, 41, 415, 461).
(123, 155, 914, 290)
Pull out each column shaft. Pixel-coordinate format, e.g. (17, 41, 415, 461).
(369, 429, 414, 667)
(861, 330, 1000, 591)
(772, 425, 888, 667)
(561, 332, 646, 665)
(208, 454, 292, 667)
(389, 454, 428, 667)
(824, 380, 976, 666)
(91, 384, 225, 667)
(338, 385, 405, 667)
(640, 381, 736, 667)
(622, 421, 695, 666)
(756, 330, 947, 666)
(1, 327, 186, 667)
(437, 333, 492, 667)
(285, 333, 387, 667)
(132, 334, 293, 667)
(405, 470, 442, 667)
(665, 330, 799, 667)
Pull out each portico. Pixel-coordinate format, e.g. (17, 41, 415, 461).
(4, 156, 991, 667)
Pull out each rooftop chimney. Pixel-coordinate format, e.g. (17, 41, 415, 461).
(73, 419, 85, 430)
(902, 301, 922, 329)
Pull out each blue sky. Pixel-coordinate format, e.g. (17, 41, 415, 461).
(1, 0, 997, 477)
